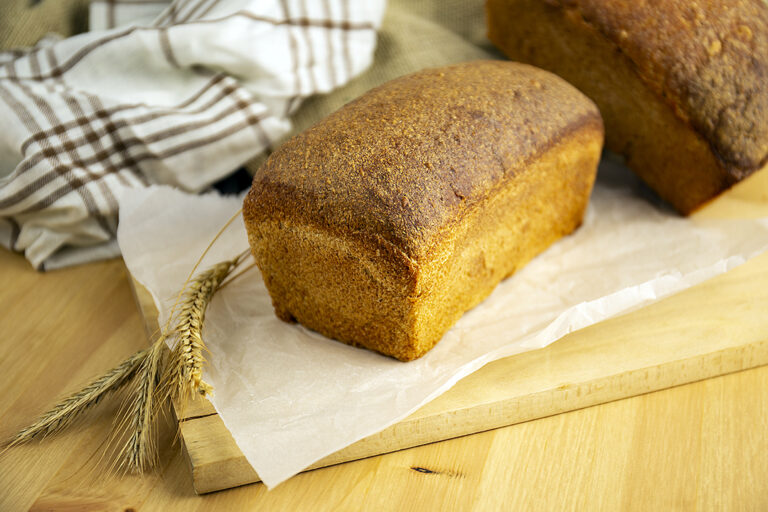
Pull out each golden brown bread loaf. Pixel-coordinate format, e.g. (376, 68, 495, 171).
(487, 0, 768, 214)
(243, 61, 604, 361)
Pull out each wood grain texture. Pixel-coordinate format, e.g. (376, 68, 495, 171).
(1, 169, 768, 509)
(132, 248, 768, 493)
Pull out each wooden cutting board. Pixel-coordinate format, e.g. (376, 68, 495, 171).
(131, 167, 768, 494)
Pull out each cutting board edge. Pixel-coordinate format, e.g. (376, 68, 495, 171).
(184, 336, 768, 493)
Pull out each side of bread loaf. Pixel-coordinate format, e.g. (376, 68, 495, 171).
(244, 61, 603, 361)
(487, 0, 768, 214)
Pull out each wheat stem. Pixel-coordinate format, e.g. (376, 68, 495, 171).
(160, 209, 245, 336)
(5, 213, 250, 475)
(219, 261, 257, 292)
(163, 259, 238, 403)
(116, 338, 166, 473)
(4, 349, 147, 449)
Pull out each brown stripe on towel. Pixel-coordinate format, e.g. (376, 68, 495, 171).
(15, 107, 267, 214)
(6, 76, 238, 209)
(6, 216, 20, 251)
(158, 27, 181, 68)
(14, 77, 237, 183)
(232, 13, 375, 31)
(178, 0, 218, 23)
(2, 53, 114, 234)
(280, 0, 302, 117)
(339, 0, 353, 80)
(193, 0, 221, 20)
(0, 12, 375, 82)
(2, 85, 266, 212)
(321, 0, 337, 89)
(0, 81, 244, 208)
(107, 0, 116, 29)
(0, 79, 113, 232)
(297, 0, 318, 93)
(45, 47, 125, 218)
(1, 27, 137, 81)
(155, 0, 179, 27)
(20, 74, 227, 154)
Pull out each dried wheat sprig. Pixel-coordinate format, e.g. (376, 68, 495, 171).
(5, 208, 251, 475)
(159, 211, 246, 337)
(219, 261, 257, 292)
(115, 338, 166, 473)
(3, 349, 148, 449)
(162, 257, 242, 404)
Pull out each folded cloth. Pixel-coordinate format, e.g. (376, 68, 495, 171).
(0, 0, 384, 270)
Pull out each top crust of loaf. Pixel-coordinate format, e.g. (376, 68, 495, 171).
(244, 61, 601, 263)
(547, 0, 768, 175)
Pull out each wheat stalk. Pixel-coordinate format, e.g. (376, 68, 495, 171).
(114, 253, 247, 472)
(115, 338, 166, 473)
(3, 349, 147, 449)
(6, 213, 252, 475)
(162, 258, 240, 404)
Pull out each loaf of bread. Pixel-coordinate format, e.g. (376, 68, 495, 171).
(487, 0, 768, 214)
(243, 61, 603, 361)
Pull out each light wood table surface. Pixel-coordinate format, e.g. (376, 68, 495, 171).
(1, 246, 767, 511)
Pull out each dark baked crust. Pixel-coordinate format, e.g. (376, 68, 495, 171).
(487, 0, 768, 213)
(548, 0, 768, 175)
(244, 61, 601, 261)
(244, 61, 604, 360)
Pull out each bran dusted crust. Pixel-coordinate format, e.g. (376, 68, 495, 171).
(244, 61, 603, 360)
(487, 0, 768, 214)
(245, 61, 600, 261)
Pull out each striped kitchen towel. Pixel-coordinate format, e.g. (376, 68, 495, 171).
(0, 0, 385, 270)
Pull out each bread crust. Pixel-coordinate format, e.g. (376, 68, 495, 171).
(245, 61, 600, 260)
(244, 61, 603, 360)
(488, 0, 768, 213)
(555, 0, 768, 173)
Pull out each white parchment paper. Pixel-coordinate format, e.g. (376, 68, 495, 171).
(117, 157, 768, 488)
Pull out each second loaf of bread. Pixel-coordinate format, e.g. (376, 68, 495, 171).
(487, 0, 768, 214)
(244, 61, 604, 361)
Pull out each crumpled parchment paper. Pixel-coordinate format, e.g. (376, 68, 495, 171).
(117, 157, 768, 488)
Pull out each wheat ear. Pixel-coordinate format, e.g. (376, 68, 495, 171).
(162, 257, 243, 403)
(5, 209, 250, 474)
(3, 349, 147, 449)
(115, 338, 166, 473)
(113, 251, 248, 472)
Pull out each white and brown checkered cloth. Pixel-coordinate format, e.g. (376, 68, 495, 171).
(0, 0, 384, 270)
